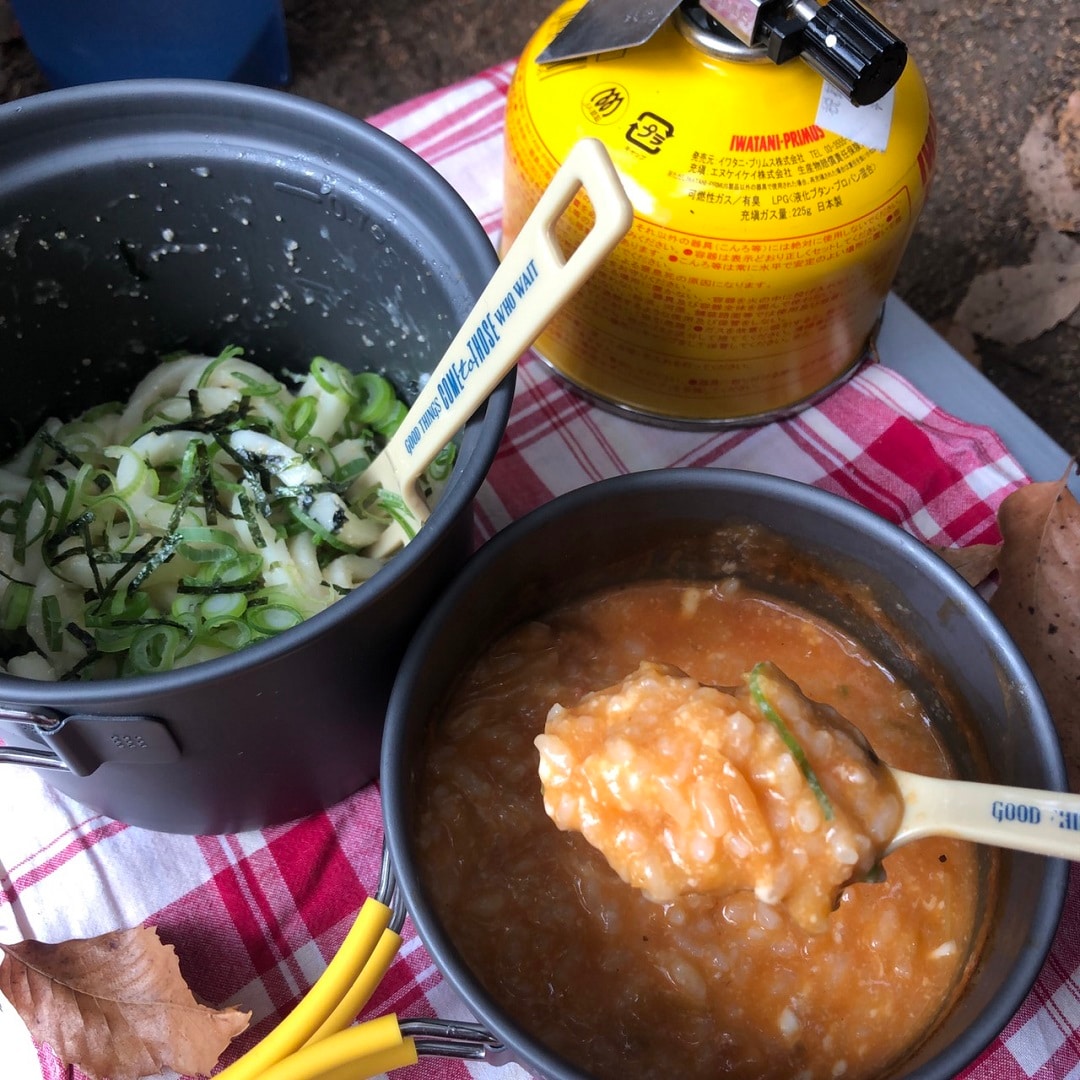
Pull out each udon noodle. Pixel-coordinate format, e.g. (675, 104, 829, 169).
(0, 348, 452, 680)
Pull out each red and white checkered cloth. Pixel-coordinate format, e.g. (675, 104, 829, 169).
(2, 61, 1079, 1080)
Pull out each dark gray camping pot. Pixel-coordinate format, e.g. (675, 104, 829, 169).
(382, 468, 1067, 1080)
(0, 80, 514, 834)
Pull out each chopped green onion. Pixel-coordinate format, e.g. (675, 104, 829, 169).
(310, 356, 358, 401)
(41, 594, 63, 651)
(178, 551, 263, 593)
(218, 553, 263, 586)
(231, 371, 282, 397)
(196, 345, 245, 388)
(331, 460, 369, 488)
(352, 372, 395, 425)
(92, 623, 143, 654)
(15, 480, 56, 564)
(176, 526, 242, 563)
(288, 505, 363, 551)
(124, 623, 184, 675)
(747, 662, 833, 820)
(87, 494, 139, 552)
(372, 398, 407, 438)
(0, 579, 32, 631)
(246, 603, 304, 635)
(84, 589, 151, 630)
(284, 396, 318, 442)
(200, 618, 253, 651)
(359, 488, 417, 538)
(201, 592, 248, 623)
(426, 443, 457, 482)
(0, 498, 20, 535)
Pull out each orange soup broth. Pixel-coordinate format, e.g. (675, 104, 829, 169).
(414, 579, 986, 1080)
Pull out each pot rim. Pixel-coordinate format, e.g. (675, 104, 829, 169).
(381, 466, 1069, 1080)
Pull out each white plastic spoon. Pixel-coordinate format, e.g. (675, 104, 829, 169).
(730, 666, 1078, 865)
(885, 768, 1080, 859)
(352, 138, 633, 557)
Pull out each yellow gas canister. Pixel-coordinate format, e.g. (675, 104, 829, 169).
(502, 0, 936, 424)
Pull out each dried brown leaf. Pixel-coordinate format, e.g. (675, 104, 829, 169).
(1058, 88, 1080, 187)
(1031, 228, 1080, 331)
(0, 927, 250, 1080)
(953, 262, 1080, 345)
(932, 542, 1000, 586)
(1020, 110, 1080, 232)
(930, 317, 982, 368)
(1031, 225, 1080, 268)
(990, 467, 1080, 786)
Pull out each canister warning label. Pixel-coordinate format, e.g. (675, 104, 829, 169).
(592, 188, 912, 349)
(675, 137, 880, 226)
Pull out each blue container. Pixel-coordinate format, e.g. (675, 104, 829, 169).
(9, 0, 291, 88)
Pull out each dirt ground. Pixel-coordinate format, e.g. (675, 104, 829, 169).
(2, 0, 1077, 454)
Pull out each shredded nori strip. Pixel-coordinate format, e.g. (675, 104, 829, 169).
(38, 430, 85, 471)
(125, 535, 179, 595)
(214, 436, 275, 518)
(195, 440, 219, 525)
(77, 517, 105, 596)
(89, 535, 162, 604)
(0, 567, 34, 588)
(64, 621, 96, 650)
(148, 397, 256, 437)
(43, 509, 96, 563)
(176, 579, 263, 595)
(236, 490, 267, 549)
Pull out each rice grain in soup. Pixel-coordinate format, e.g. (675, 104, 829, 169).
(413, 577, 986, 1080)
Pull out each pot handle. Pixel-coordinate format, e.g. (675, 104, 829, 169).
(0, 704, 180, 776)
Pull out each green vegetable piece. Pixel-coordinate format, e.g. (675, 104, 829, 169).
(124, 623, 184, 676)
(284, 396, 319, 442)
(0, 580, 32, 631)
(196, 345, 245, 388)
(246, 604, 304, 635)
(352, 372, 395, 426)
(426, 443, 458, 482)
(40, 594, 63, 652)
(310, 356, 358, 402)
(747, 662, 834, 821)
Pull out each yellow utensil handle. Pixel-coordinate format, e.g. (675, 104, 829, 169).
(303, 927, 403, 1046)
(216, 897, 393, 1080)
(255, 1014, 416, 1080)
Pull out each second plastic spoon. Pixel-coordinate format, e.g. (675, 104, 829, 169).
(885, 768, 1078, 859)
